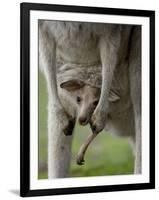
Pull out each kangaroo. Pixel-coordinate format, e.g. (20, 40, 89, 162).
(39, 21, 141, 178)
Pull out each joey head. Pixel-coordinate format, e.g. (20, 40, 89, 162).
(60, 79, 100, 127)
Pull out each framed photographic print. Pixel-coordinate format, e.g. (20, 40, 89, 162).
(20, 2, 155, 197)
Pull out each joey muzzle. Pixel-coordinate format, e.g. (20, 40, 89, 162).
(78, 116, 89, 126)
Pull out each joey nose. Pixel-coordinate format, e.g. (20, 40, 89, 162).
(79, 116, 88, 125)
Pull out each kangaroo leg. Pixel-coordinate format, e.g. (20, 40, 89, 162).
(48, 104, 75, 178)
(39, 21, 70, 128)
(39, 21, 73, 178)
(91, 26, 132, 134)
(91, 27, 121, 134)
(129, 26, 142, 174)
(76, 132, 98, 165)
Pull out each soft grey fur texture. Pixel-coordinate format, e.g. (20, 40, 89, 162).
(39, 21, 141, 178)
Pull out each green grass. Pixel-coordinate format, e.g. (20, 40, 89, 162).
(38, 72, 134, 179)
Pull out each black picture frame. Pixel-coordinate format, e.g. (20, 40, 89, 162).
(20, 2, 155, 197)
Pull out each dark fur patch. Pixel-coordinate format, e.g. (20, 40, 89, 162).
(63, 118, 75, 136)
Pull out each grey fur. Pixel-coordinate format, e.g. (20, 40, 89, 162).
(39, 21, 141, 178)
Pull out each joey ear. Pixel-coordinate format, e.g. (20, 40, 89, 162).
(60, 79, 85, 91)
(108, 90, 120, 102)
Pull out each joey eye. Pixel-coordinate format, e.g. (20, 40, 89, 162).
(77, 96, 82, 104)
(93, 100, 99, 106)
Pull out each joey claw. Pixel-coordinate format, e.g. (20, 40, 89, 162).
(63, 118, 75, 136)
(90, 124, 97, 134)
(90, 109, 107, 134)
(76, 156, 85, 165)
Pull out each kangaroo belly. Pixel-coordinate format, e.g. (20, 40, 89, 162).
(57, 43, 100, 64)
(56, 31, 100, 64)
(46, 21, 104, 64)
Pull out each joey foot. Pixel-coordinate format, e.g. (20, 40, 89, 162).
(76, 133, 98, 165)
